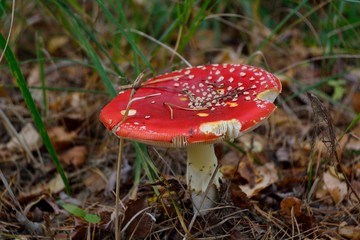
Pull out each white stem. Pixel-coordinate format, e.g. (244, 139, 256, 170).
(186, 144, 222, 215)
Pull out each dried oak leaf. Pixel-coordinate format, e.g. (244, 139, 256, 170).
(47, 35, 69, 53)
(19, 174, 65, 199)
(48, 126, 77, 151)
(60, 146, 87, 168)
(316, 169, 347, 205)
(338, 225, 360, 240)
(238, 160, 256, 188)
(230, 183, 252, 209)
(6, 123, 42, 152)
(239, 162, 278, 198)
(83, 169, 106, 193)
(122, 195, 152, 239)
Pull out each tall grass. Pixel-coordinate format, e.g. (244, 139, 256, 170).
(0, 32, 70, 193)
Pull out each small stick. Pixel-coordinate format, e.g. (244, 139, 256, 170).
(115, 72, 144, 240)
(119, 74, 184, 91)
(115, 138, 124, 240)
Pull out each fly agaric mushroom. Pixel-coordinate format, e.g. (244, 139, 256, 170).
(100, 63, 281, 215)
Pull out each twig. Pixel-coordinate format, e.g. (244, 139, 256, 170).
(115, 73, 145, 240)
(129, 29, 192, 68)
(115, 138, 124, 240)
(0, 169, 43, 235)
(307, 93, 360, 203)
(119, 74, 184, 91)
(0, 0, 15, 63)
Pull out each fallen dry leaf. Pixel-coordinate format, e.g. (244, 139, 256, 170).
(239, 162, 278, 198)
(0, 146, 21, 162)
(60, 146, 87, 168)
(316, 169, 348, 205)
(339, 125, 360, 151)
(20, 174, 65, 199)
(122, 195, 153, 239)
(48, 126, 77, 151)
(238, 160, 256, 188)
(83, 169, 107, 193)
(47, 35, 69, 53)
(238, 133, 265, 153)
(6, 123, 42, 152)
(324, 170, 347, 205)
(220, 151, 241, 180)
(338, 224, 360, 240)
(23, 195, 61, 222)
(276, 146, 291, 164)
(0, 84, 9, 98)
(230, 183, 252, 209)
(213, 48, 247, 66)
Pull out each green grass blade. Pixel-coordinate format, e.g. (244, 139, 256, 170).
(42, 0, 118, 97)
(0, 32, 70, 194)
(38, 0, 159, 196)
(96, 0, 155, 74)
(56, 1, 126, 79)
(177, 0, 213, 53)
(36, 35, 47, 116)
(133, 142, 160, 196)
(82, 36, 118, 97)
(38, 0, 125, 84)
(339, 113, 360, 141)
(254, 0, 309, 53)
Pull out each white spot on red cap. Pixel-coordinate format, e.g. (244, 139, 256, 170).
(120, 109, 136, 116)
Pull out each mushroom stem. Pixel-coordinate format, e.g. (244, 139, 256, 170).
(186, 144, 222, 215)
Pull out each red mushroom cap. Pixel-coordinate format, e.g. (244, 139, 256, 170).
(100, 64, 282, 147)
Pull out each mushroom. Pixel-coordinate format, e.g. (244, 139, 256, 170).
(99, 63, 282, 215)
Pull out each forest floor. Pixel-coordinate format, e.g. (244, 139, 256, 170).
(1, 1, 360, 239)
